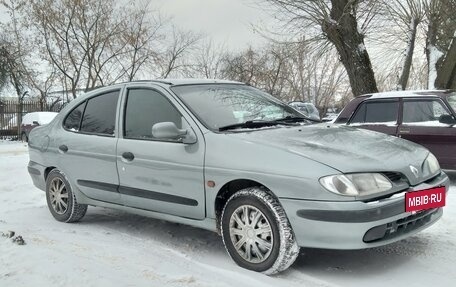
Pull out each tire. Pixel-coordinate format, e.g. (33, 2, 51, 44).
(21, 133, 28, 142)
(221, 187, 299, 275)
(45, 169, 87, 223)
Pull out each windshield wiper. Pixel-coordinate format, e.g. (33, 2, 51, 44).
(276, 115, 321, 123)
(274, 116, 308, 122)
(218, 115, 316, 132)
(218, 120, 286, 131)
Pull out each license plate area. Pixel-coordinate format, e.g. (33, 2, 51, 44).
(405, 186, 446, 212)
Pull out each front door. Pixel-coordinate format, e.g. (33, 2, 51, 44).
(348, 99, 400, 136)
(398, 98, 456, 169)
(116, 86, 206, 219)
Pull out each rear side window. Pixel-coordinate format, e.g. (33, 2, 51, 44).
(80, 91, 120, 135)
(124, 88, 183, 140)
(63, 102, 86, 131)
(63, 90, 119, 135)
(350, 100, 399, 124)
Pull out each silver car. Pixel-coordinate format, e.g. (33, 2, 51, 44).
(288, 101, 321, 121)
(27, 79, 449, 274)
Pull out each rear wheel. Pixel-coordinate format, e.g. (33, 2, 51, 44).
(221, 187, 299, 275)
(45, 169, 87, 223)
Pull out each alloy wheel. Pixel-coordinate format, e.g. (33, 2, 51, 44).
(229, 205, 273, 264)
(49, 177, 69, 215)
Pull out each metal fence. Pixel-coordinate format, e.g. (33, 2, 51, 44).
(0, 100, 64, 140)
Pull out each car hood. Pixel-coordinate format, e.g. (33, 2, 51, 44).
(226, 124, 429, 184)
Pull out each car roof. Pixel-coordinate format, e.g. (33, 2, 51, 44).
(84, 79, 245, 94)
(363, 90, 453, 99)
(123, 79, 245, 86)
(58, 79, 247, 113)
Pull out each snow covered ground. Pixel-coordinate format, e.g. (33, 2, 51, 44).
(1, 141, 455, 287)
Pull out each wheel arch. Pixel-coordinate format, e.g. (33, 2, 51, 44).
(44, 166, 57, 181)
(214, 179, 277, 233)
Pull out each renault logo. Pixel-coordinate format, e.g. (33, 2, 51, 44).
(409, 165, 419, 178)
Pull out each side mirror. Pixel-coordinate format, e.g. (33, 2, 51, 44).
(32, 121, 40, 125)
(438, 114, 456, 125)
(152, 122, 196, 144)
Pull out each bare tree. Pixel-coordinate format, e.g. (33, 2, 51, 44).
(29, 0, 86, 98)
(221, 47, 260, 85)
(158, 27, 202, 78)
(116, 4, 165, 81)
(0, 0, 30, 136)
(1, 0, 59, 108)
(220, 40, 348, 114)
(27, 0, 167, 97)
(381, 0, 425, 90)
(190, 39, 227, 79)
(265, 0, 378, 96)
(284, 41, 348, 112)
(0, 36, 26, 98)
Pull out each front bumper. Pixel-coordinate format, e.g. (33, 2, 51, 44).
(281, 172, 450, 249)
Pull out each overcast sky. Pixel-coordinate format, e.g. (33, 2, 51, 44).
(0, 0, 270, 50)
(153, 0, 270, 50)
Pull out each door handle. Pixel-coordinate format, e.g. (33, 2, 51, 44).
(59, 144, 68, 153)
(122, 152, 135, 161)
(399, 129, 410, 134)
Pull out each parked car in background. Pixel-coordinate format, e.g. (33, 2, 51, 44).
(335, 90, 456, 170)
(322, 112, 339, 122)
(21, 112, 58, 142)
(288, 101, 320, 121)
(28, 80, 448, 274)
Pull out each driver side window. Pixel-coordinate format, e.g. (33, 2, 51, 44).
(124, 88, 183, 140)
(402, 99, 451, 124)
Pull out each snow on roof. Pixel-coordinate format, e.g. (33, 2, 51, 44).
(367, 90, 449, 99)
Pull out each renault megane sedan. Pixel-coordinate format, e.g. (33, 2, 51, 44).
(28, 79, 449, 274)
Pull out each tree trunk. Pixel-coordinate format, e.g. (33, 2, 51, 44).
(425, 9, 440, 89)
(435, 36, 456, 89)
(425, 0, 456, 89)
(322, 0, 378, 96)
(399, 19, 419, 90)
(40, 90, 45, 111)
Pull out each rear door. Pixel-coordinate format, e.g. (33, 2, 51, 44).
(347, 99, 400, 136)
(56, 89, 122, 203)
(398, 97, 456, 169)
(116, 85, 206, 219)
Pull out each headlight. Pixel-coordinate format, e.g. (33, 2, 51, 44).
(422, 153, 440, 177)
(319, 173, 392, 196)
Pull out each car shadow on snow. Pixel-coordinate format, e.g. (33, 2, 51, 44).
(292, 235, 432, 279)
(77, 206, 434, 280)
(80, 207, 225, 255)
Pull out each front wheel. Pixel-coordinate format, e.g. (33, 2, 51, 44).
(221, 187, 299, 275)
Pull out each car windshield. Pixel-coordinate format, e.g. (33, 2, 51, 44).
(171, 84, 308, 131)
(448, 93, 456, 112)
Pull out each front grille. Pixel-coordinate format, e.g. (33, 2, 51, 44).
(382, 172, 405, 183)
(363, 208, 440, 243)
